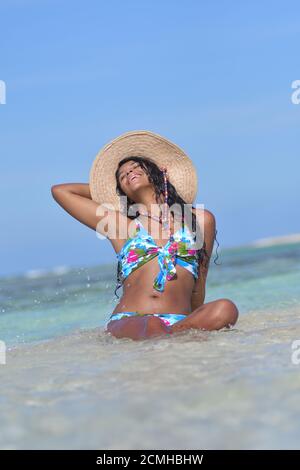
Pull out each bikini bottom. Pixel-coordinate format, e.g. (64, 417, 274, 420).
(105, 311, 189, 329)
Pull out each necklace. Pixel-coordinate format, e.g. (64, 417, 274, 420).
(137, 209, 175, 238)
(138, 210, 163, 223)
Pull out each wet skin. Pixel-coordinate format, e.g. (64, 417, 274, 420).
(105, 160, 239, 340)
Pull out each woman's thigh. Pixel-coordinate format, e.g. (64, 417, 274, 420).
(105, 299, 239, 339)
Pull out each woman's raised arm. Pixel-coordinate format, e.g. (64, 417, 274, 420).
(52, 183, 92, 199)
(51, 183, 105, 231)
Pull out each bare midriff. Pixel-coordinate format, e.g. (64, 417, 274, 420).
(111, 257, 195, 316)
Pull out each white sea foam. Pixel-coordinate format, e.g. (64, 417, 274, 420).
(51, 265, 70, 275)
(24, 265, 70, 279)
(24, 268, 48, 279)
(250, 233, 300, 248)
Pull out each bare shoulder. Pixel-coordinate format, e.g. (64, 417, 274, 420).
(96, 207, 137, 254)
(191, 206, 215, 218)
(96, 207, 130, 235)
(191, 207, 216, 230)
(191, 207, 216, 259)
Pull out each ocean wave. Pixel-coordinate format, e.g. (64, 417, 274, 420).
(250, 233, 300, 248)
(24, 265, 70, 279)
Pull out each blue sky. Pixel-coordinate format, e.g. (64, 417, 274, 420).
(0, 0, 299, 277)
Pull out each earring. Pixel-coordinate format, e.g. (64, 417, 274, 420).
(162, 167, 169, 232)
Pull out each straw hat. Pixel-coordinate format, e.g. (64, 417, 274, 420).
(89, 130, 198, 210)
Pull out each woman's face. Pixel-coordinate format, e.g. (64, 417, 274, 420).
(118, 160, 150, 198)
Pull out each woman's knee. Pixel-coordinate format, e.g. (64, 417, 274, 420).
(105, 316, 146, 339)
(215, 298, 239, 326)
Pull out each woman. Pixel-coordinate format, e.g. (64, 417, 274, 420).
(52, 130, 239, 340)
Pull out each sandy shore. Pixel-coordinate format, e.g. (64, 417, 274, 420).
(1, 304, 300, 450)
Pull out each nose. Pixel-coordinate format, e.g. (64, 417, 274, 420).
(127, 168, 138, 178)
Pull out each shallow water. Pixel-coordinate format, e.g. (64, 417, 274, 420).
(0, 243, 300, 449)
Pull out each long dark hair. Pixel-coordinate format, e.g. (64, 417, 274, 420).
(113, 156, 220, 298)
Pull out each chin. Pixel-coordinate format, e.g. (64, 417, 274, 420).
(127, 182, 145, 193)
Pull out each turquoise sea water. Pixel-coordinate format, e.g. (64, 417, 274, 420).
(0, 242, 300, 449)
(1, 242, 300, 347)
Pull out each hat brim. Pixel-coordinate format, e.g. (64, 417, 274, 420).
(89, 130, 198, 210)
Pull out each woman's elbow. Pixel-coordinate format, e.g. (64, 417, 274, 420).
(51, 184, 68, 202)
(51, 183, 65, 191)
(51, 184, 68, 196)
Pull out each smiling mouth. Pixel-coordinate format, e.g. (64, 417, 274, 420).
(129, 174, 141, 183)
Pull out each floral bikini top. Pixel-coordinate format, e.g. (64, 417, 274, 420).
(116, 218, 199, 292)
